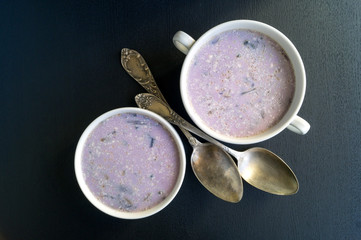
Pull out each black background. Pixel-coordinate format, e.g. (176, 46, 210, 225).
(1, 0, 360, 239)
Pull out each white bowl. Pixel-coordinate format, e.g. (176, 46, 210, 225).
(74, 107, 186, 219)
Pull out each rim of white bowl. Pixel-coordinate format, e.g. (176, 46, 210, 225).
(180, 20, 306, 144)
(74, 107, 186, 219)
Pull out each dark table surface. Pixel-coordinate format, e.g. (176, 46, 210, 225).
(1, 0, 360, 239)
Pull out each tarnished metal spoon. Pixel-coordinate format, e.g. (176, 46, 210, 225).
(121, 48, 243, 202)
(135, 93, 299, 195)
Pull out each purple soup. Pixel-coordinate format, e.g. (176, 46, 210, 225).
(81, 113, 180, 212)
(187, 29, 295, 138)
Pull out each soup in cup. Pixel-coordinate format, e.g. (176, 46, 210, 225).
(173, 20, 310, 144)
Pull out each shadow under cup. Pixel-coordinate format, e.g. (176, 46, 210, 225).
(177, 20, 310, 144)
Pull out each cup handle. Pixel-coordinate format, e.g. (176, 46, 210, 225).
(173, 31, 196, 55)
(287, 115, 310, 135)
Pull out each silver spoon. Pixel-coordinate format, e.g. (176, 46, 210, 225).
(121, 48, 243, 202)
(135, 93, 299, 195)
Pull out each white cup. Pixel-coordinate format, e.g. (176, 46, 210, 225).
(173, 20, 310, 144)
(74, 108, 186, 219)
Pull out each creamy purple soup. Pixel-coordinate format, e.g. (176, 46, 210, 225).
(187, 29, 295, 138)
(81, 113, 180, 212)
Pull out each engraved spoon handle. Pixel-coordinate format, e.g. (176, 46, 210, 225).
(121, 48, 167, 102)
(135, 93, 232, 154)
(121, 48, 198, 146)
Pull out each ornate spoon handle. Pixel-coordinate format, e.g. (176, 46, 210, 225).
(121, 48, 167, 102)
(121, 48, 198, 146)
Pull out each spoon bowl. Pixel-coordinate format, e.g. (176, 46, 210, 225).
(191, 143, 243, 202)
(237, 147, 298, 195)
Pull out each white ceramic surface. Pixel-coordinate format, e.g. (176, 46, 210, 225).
(74, 107, 186, 219)
(173, 20, 310, 144)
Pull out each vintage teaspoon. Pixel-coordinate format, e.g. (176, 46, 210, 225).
(135, 93, 299, 195)
(121, 48, 243, 202)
